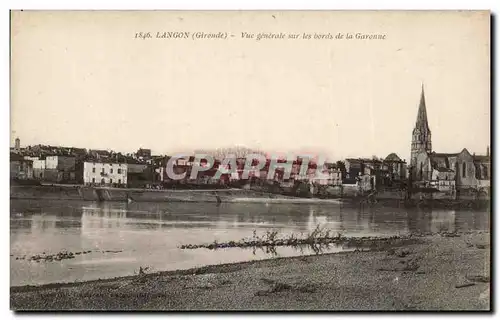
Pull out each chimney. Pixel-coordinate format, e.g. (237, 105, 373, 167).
(487, 146, 490, 157)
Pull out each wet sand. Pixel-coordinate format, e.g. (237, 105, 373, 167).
(11, 231, 490, 311)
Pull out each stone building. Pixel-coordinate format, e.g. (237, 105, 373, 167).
(473, 148, 490, 190)
(127, 162, 158, 187)
(136, 148, 152, 159)
(10, 153, 33, 180)
(357, 174, 376, 192)
(430, 167, 456, 192)
(323, 164, 343, 186)
(44, 155, 77, 183)
(20, 154, 76, 183)
(24, 156, 46, 180)
(383, 153, 407, 181)
(83, 161, 128, 187)
(344, 156, 404, 188)
(344, 158, 366, 182)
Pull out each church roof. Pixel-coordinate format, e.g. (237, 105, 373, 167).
(430, 152, 458, 158)
(415, 84, 431, 132)
(473, 155, 490, 162)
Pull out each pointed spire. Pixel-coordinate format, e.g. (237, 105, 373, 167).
(415, 84, 430, 130)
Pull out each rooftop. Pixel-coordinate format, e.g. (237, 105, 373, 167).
(83, 160, 129, 165)
(385, 153, 403, 162)
(430, 152, 459, 158)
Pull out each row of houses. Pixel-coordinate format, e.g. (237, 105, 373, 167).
(13, 147, 490, 197)
(11, 152, 346, 189)
(9, 137, 410, 192)
(10, 151, 156, 187)
(10, 156, 158, 188)
(157, 156, 344, 187)
(13, 143, 490, 196)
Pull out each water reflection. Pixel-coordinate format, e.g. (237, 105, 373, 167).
(10, 199, 489, 286)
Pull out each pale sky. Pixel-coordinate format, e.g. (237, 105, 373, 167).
(11, 11, 490, 161)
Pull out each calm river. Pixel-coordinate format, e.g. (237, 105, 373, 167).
(10, 199, 489, 286)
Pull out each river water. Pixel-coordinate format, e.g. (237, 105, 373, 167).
(10, 199, 490, 286)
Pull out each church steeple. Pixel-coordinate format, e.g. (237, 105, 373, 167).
(415, 84, 430, 131)
(410, 84, 432, 167)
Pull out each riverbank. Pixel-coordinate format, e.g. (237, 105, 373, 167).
(10, 185, 304, 203)
(11, 231, 490, 311)
(10, 185, 490, 208)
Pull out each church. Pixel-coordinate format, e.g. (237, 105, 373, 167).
(410, 85, 490, 194)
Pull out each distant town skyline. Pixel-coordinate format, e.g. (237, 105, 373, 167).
(10, 11, 490, 161)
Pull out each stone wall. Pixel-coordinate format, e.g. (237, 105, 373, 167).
(10, 185, 308, 203)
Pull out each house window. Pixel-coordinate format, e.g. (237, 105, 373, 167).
(118, 168, 122, 174)
(110, 179, 113, 184)
(118, 179, 121, 185)
(101, 178, 105, 184)
(462, 162, 466, 178)
(92, 178, 95, 183)
(110, 168, 113, 174)
(92, 168, 95, 173)
(102, 168, 105, 174)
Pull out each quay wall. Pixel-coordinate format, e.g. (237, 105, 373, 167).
(10, 185, 317, 203)
(10, 185, 489, 207)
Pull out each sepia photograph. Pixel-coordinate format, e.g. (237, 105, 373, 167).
(9, 10, 491, 311)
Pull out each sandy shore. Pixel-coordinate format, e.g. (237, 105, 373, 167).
(11, 231, 490, 311)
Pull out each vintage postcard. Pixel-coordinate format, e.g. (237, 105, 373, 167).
(9, 10, 490, 311)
